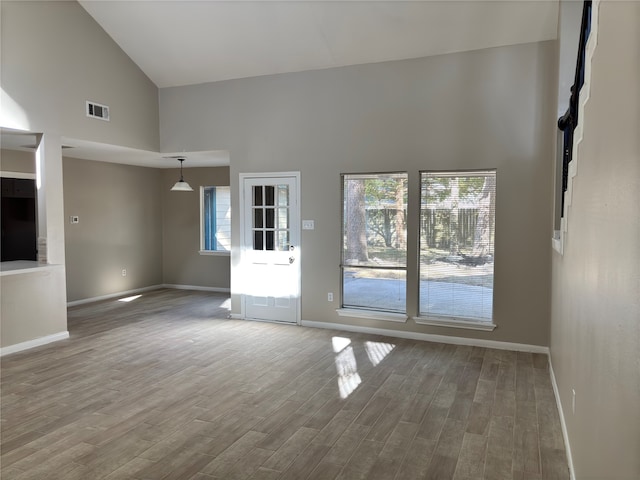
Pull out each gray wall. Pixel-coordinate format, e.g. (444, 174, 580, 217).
(1, 265, 67, 348)
(162, 167, 231, 289)
(1, 1, 159, 151)
(1, 149, 35, 174)
(160, 40, 557, 346)
(1, 0, 160, 271)
(550, 2, 640, 478)
(1, 0, 161, 347)
(63, 157, 163, 302)
(62, 159, 231, 302)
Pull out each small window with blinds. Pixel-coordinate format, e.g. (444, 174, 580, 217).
(342, 173, 407, 314)
(201, 186, 231, 252)
(419, 170, 496, 322)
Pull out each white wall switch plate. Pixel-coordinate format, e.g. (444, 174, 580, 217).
(302, 220, 315, 230)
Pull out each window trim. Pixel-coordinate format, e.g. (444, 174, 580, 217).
(413, 316, 496, 331)
(198, 249, 230, 257)
(200, 185, 231, 254)
(338, 308, 408, 323)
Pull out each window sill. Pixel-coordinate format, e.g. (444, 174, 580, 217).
(199, 250, 231, 257)
(337, 308, 408, 323)
(413, 316, 496, 332)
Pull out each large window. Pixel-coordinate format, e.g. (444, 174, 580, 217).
(419, 170, 496, 322)
(341, 173, 407, 314)
(201, 186, 231, 253)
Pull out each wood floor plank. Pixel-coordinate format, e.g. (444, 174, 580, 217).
(260, 426, 319, 471)
(278, 442, 331, 480)
(454, 432, 487, 479)
(394, 435, 437, 480)
(306, 460, 343, 480)
(322, 422, 370, 466)
(335, 439, 385, 480)
(199, 430, 268, 477)
(208, 447, 273, 480)
(366, 421, 417, 480)
(0, 290, 569, 480)
(415, 405, 449, 440)
(425, 454, 459, 479)
(310, 408, 359, 447)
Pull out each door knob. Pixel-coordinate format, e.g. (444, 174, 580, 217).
(289, 256, 295, 264)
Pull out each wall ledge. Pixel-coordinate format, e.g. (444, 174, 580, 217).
(0, 331, 69, 356)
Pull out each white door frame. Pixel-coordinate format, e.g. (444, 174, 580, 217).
(238, 171, 301, 325)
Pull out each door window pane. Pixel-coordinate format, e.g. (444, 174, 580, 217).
(254, 231, 263, 251)
(253, 186, 263, 206)
(265, 186, 275, 206)
(254, 208, 263, 229)
(277, 231, 289, 251)
(277, 208, 289, 229)
(265, 231, 275, 251)
(278, 185, 289, 206)
(265, 208, 275, 229)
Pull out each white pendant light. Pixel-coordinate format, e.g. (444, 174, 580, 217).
(170, 158, 194, 191)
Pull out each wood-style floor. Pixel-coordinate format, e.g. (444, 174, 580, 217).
(0, 289, 569, 480)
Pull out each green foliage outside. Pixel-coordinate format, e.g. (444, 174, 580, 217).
(343, 173, 496, 289)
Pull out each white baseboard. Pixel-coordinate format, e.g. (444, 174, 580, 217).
(549, 356, 576, 480)
(0, 331, 69, 356)
(300, 320, 549, 354)
(67, 285, 164, 307)
(67, 284, 231, 307)
(161, 284, 230, 293)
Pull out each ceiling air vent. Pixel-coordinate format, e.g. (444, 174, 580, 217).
(86, 101, 110, 121)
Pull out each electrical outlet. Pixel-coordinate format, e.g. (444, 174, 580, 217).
(327, 292, 334, 302)
(70, 216, 79, 224)
(572, 389, 576, 414)
(121, 269, 127, 277)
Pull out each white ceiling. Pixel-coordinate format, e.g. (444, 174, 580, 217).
(79, 0, 560, 88)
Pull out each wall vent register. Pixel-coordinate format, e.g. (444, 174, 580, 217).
(86, 101, 110, 121)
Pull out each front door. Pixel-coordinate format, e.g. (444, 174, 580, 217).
(241, 173, 300, 323)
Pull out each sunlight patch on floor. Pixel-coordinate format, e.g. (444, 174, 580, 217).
(334, 341, 361, 399)
(365, 341, 395, 366)
(118, 294, 142, 303)
(332, 336, 351, 353)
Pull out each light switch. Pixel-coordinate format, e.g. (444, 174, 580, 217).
(70, 216, 79, 224)
(302, 220, 315, 230)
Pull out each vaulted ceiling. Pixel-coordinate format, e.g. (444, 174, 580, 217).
(4, 1, 560, 167)
(79, 0, 559, 88)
